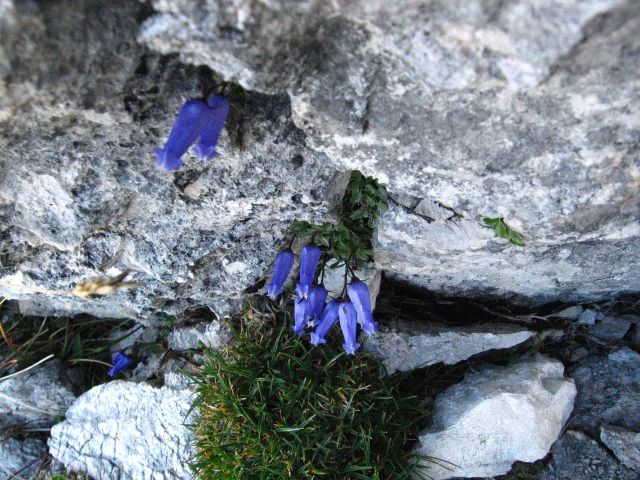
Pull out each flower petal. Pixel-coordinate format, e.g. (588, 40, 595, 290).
(310, 299, 339, 346)
(266, 250, 295, 299)
(296, 245, 321, 299)
(156, 99, 212, 171)
(308, 285, 328, 326)
(338, 301, 361, 355)
(194, 95, 230, 161)
(292, 298, 310, 335)
(108, 352, 133, 377)
(347, 281, 378, 334)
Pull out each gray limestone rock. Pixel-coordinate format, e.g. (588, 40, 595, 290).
(167, 320, 230, 351)
(570, 347, 640, 435)
(0, 360, 76, 430)
(110, 324, 159, 354)
(364, 319, 534, 373)
(140, 0, 640, 305)
(2, 0, 640, 318)
(577, 309, 598, 326)
(552, 305, 584, 321)
(48, 380, 195, 480)
(0, 0, 338, 321)
(631, 324, 640, 351)
(591, 315, 633, 342)
(540, 430, 637, 480)
(163, 367, 194, 390)
(0, 437, 46, 480)
(600, 425, 640, 472)
(130, 354, 162, 382)
(415, 354, 576, 479)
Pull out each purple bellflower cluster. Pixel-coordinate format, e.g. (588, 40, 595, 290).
(108, 352, 133, 377)
(155, 94, 230, 171)
(266, 245, 377, 355)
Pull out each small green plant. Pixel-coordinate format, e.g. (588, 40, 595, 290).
(191, 171, 432, 477)
(264, 171, 388, 352)
(190, 298, 431, 480)
(292, 171, 388, 268)
(483, 217, 526, 247)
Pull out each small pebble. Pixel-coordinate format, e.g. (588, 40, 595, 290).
(577, 309, 597, 326)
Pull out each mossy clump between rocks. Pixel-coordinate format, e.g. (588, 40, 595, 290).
(190, 297, 432, 480)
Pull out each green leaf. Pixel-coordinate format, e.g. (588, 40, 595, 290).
(482, 217, 499, 228)
(483, 216, 526, 247)
(290, 171, 388, 268)
(364, 184, 377, 195)
(72, 335, 83, 357)
(350, 188, 362, 205)
(508, 229, 526, 247)
(350, 209, 367, 221)
(318, 235, 331, 248)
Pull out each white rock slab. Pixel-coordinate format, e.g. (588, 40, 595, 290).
(415, 354, 576, 479)
(364, 320, 534, 373)
(49, 381, 195, 480)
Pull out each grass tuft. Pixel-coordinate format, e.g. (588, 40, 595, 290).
(190, 297, 431, 480)
(0, 299, 137, 386)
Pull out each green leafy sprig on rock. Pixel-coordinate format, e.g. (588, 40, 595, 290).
(292, 171, 388, 269)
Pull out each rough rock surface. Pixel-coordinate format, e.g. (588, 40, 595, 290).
(141, 0, 640, 305)
(540, 430, 637, 480)
(570, 347, 640, 435)
(632, 324, 640, 351)
(0, 437, 46, 480)
(591, 315, 633, 342)
(0, 360, 76, 430)
(167, 320, 230, 351)
(552, 305, 584, 321)
(49, 381, 194, 480)
(600, 425, 640, 472)
(415, 355, 576, 479)
(364, 319, 533, 373)
(0, 0, 640, 317)
(0, 0, 339, 320)
(1, 0, 639, 318)
(577, 309, 598, 326)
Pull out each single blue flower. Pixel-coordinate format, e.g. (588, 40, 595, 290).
(266, 250, 295, 299)
(307, 285, 328, 327)
(108, 352, 133, 377)
(339, 301, 361, 355)
(193, 95, 230, 161)
(347, 280, 378, 335)
(310, 299, 340, 346)
(292, 297, 310, 335)
(155, 99, 212, 171)
(295, 245, 321, 299)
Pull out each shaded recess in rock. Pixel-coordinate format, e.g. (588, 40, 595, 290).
(375, 276, 566, 328)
